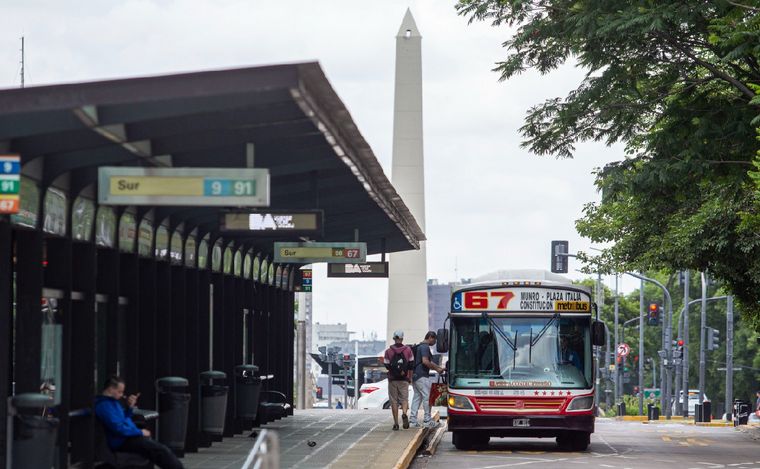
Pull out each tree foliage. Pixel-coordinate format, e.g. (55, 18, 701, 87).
(458, 0, 760, 325)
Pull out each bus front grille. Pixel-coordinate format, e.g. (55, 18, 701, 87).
(475, 397, 566, 412)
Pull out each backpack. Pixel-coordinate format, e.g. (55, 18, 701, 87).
(388, 346, 410, 379)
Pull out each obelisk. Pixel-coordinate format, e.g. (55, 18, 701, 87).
(387, 9, 428, 345)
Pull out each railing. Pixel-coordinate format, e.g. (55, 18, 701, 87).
(241, 429, 280, 469)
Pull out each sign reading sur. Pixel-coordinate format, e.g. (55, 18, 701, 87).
(0, 155, 21, 214)
(273, 242, 367, 264)
(98, 167, 270, 207)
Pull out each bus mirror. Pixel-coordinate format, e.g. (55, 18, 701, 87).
(592, 321, 605, 346)
(436, 328, 449, 353)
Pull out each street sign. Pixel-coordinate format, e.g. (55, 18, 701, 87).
(327, 262, 389, 278)
(295, 269, 312, 293)
(550, 240, 569, 273)
(274, 242, 367, 264)
(0, 155, 21, 214)
(643, 388, 661, 399)
(98, 167, 270, 206)
(220, 210, 322, 236)
(617, 343, 630, 358)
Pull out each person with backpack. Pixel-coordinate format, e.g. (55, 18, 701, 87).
(409, 331, 445, 428)
(384, 330, 415, 430)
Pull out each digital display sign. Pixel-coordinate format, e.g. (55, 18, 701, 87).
(220, 210, 322, 236)
(327, 262, 389, 278)
(274, 242, 367, 264)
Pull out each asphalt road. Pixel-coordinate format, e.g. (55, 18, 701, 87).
(412, 419, 760, 469)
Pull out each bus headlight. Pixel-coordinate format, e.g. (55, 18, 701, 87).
(448, 395, 474, 410)
(567, 395, 594, 411)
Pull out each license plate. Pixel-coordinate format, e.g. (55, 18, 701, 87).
(513, 419, 530, 427)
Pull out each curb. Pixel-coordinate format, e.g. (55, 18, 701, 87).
(394, 411, 440, 469)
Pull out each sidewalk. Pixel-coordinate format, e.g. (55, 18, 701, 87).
(183, 409, 434, 469)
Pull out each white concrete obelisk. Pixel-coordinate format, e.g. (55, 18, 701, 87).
(387, 9, 428, 345)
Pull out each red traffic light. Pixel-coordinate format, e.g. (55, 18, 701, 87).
(677, 339, 684, 346)
(648, 303, 659, 312)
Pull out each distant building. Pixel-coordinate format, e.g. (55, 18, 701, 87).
(427, 278, 471, 332)
(312, 322, 353, 352)
(325, 339, 386, 358)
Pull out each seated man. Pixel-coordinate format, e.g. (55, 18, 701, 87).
(95, 376, 183, 469)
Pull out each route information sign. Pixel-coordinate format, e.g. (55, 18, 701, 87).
(0, 155, 21, 214)
(327, 262, 389, 278)
(274, 242, 367, 264)
(221, 210, 322, 236)
(98, 167, 269, 206)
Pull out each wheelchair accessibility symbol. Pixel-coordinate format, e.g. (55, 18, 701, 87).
(452, 293, 463, 311)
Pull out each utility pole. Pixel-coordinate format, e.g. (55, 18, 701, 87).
(613, 274, 620, 404)
(639, 276, 645, 416)
(725, 295, 734, 421)
(296, 293, 306, 409)
(682, 270, 690, 416)
(699, 272, 707, 405)
(20, 36, 25, 88)
(595, 272, 603, 413)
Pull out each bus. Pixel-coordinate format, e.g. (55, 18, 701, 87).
(436, 270, 605, 451)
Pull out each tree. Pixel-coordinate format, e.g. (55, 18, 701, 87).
(457, 1, 760, 326)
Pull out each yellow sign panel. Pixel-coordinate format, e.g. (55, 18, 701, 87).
(279, 247, 341, 259)
(554, 301, 590, 312)
(110, 176, 204, 196)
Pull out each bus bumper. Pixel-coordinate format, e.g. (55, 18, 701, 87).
(447, 413, 594, 437)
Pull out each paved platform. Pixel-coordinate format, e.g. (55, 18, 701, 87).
(183, 409, 432, 468)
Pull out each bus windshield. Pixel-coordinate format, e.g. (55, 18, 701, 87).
(450, 316, 592, 389)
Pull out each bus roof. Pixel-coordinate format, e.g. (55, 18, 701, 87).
(454, 269, 591, 295)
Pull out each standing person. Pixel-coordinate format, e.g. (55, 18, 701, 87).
(384, 330, 414, 430)
(95, 376, 184, 469)
(755, 390, 760, 418)
(410, 331, 445, 428)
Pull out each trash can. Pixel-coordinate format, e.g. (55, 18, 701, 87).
(155, 377, 191, 455)
(234, 365, 262, 421)
(733, 399, 750, 426)
(9, 393, 58, 469)
(647, 403, 660, 420)
(699, 401, 712, 423)
(617, 402, 626, 417)
(200, 370, 228, 437)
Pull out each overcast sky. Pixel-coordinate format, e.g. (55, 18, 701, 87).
(2, 1, 633, 340)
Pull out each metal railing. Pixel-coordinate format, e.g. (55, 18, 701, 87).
(241, 429, 280, 469)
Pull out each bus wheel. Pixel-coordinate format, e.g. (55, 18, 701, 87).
(557, 432, 590, 452)
(453, 432, 488, 450)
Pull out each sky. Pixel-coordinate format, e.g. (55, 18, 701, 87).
(2, 0, 634, 340)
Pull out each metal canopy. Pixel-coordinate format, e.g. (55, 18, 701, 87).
(0, 62, 425, 256)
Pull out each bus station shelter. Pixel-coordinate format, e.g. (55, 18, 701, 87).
(0, 62, 424, 468)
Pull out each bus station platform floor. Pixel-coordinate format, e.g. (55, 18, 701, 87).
(183, 409, 434, 468)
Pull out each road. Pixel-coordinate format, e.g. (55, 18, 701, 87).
(412, 420, 760, 469)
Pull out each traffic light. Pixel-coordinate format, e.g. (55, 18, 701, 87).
(707, 327, 720, 350)
(647, 303, 661, 326)
(673, 339, 684, 359)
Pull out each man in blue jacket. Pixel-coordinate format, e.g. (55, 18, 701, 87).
(95, 376, 183, 469)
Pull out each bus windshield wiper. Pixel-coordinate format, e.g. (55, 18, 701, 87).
(481, 312, 516, 351)
(530, 313, 560, 347)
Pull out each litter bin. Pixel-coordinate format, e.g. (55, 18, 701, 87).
(200, 370, 228, 438)
(699, 401, 712, 423)
(647, 403, 660, 420)
(156, 377, 191, 455)
(733, 399, 750, 426)
(617, 402, 626, 417)
(234, 365, 262, 421)
(9, 393, 58, 469)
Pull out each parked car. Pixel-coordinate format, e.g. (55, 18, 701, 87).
(357, 372, 444, 410)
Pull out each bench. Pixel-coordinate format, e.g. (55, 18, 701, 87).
(254, 390, 291, 427)
(93, 419, 153, 469)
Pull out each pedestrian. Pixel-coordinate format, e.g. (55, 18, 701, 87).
(336, 400, 343, 409)
(755, 390, 760, 419)
(410, 331, 445, 428)
(95, 376, 183, 469)
(384, 330, 414, 430)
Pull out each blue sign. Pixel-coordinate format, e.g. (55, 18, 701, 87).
(203, 179, 256, 197)
(0, 156, 20, 175)
(452, 292, 463, 311)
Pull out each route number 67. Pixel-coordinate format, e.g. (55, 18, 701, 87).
(463, 291, 515, 310)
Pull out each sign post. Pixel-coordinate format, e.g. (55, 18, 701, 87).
(98, 167, 270, 206)
(0, 155, 21, 214)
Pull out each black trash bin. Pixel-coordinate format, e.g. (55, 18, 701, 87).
(10, 393, 59, 469)
(733, 399, 750, 426)
(200, 370, 228, 439)
(156, 377, 191, 456)
(617, 402, 626, 417)
(234, 365, 262, 421)
(647, 403, 660, 420)
(699, 401, 712, 423)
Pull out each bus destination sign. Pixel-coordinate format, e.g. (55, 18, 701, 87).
(98, 167, 270, 206)
(273, 242, 367, 264)
(220, 210, 323, 236)
(0, 155, 21, 214)
(327, 262, 389, 278)
(452, 287, 591, 313)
